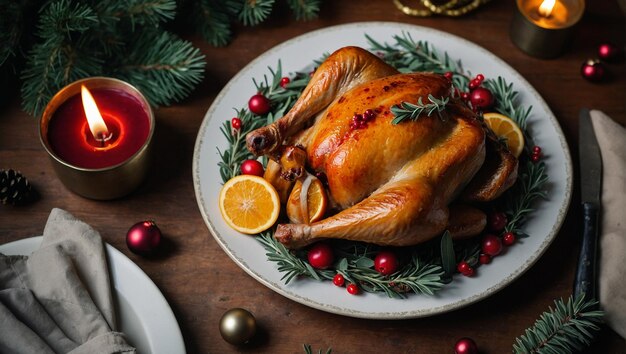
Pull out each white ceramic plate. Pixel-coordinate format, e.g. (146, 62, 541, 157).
(193, 22, 572, 319)
(0, 237, 186, 354)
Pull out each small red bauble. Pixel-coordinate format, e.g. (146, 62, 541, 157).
(598, 43, 621, 62)
(533, 145, 542, 154)
(488, 211, 508, 232)
(503, 232, 516, 246)
(482, 234, 503, 256)
(126, 220, 162, 255)
(581, 59, 606, 82)
(444, 71, 454, 80)
(346, 283, 359, 295)
(457, 261, 474, 276)
(307, 242, 334, 269)
(280, 77, 290, 88)
(248, 94, 271, 115)
(469, 87, 494, 109)
(479, 253, 492, 265)
(460, 92, 470, 101)
(333, 273, 345, 287)
(454, 337, 479, 354)
(374, 250, 400, 275)
(231, 117, 242, 130)
(240, 159, 264, 177)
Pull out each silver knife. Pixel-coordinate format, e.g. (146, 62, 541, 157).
(573, 108, 602, 301)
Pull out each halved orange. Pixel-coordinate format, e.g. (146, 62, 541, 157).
(483, 112, 525, 158)
(219, 175, 280, 234)
(286, 175, 328, 224)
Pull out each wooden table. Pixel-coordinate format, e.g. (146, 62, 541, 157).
(2, 1, 625, 352)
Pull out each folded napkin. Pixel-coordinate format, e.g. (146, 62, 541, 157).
(591, 110, 626, 340)
(0, 208, 136, 354)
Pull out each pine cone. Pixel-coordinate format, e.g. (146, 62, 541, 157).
(0, 169, 36, 205)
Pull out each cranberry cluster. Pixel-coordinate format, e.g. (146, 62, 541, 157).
(349, 109, 377, 131)
(445, 72, 494, 111)
(531, 145, 542, 163)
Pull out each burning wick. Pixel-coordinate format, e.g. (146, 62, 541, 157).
(538, 0, 556, 18)
(81, 85, 113, 147)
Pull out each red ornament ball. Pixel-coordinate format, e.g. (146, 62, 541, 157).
(469, 87, 494, 109)
(240, 159, 264, 177)
(482, 234, 503, 256)
(280, 77, 291, 88)
(503, 232, 517, 246)
(231, 117, 242, 130)
(248, 94, 271, 115)
(333, 273, 345, 287)
(307, 242, 334, 269)
(347, 283, 359, 295)
(455, 337, 479, 354)
(488, 211, 508, 232)
(598, 43, 621, 62)
(581, 59, 606, 82)
(374, 250, 400, 275)
(126, 220, 162, 255)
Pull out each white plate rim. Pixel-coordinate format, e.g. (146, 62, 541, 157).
(0, 236, 186, 353)
(193, 21, 573, 319)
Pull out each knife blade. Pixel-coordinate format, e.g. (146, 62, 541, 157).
(573, 108, 602, 302)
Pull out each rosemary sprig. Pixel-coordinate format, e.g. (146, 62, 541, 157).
(504, 161, 548, 236)
(513, 295, 603, 354)
(303, 344, 332, 354)
(391, 94, 450, 124)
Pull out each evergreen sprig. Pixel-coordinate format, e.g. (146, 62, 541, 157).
(303, 344, 332, 354)
(504, 161, 548, 236)
(513, 295, 603, 354)
(391, 94, 450, 124)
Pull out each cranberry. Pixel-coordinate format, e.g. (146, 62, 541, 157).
(347, 283, 359, 295)
(457, 261, 472, 275)
(482, 234, 503, 256)
(488, 212, 508, 232)
(240, 159, 264, 177)
(333, 273, 345, 287)
(502, 232, 516, 246)
(280, 77, 290, 88)
(374, 251, 400, 275)
(479, 253, 492, 265)
(533, 145, 542, 154)
(475, 74, 485, 83)
(307, 242, 334, 269)
(444, 71, 454, 81)
(231, 117, 242, 130)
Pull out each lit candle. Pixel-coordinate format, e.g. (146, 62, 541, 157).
(510, 0, 585, 58)
(40, 77, 154, 200)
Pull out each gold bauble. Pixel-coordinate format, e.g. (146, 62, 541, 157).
(219, 308, 257, 345)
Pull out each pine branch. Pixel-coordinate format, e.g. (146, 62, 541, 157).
(192, 0, 233, 47)
(391, 94, 450, 124)
(513, 295, 603, 354)
(504, 161, 548, 236)
(114, 30, 205, 106)
(237, 0, 275, 26)
(303, 344, 332, 354)
(286, 0, 321, 20)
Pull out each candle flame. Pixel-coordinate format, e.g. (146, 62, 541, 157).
(81, 85, 110, 142)
(538, 0, 556, 17)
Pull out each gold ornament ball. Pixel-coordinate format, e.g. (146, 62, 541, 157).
(219, 308, 257, 345)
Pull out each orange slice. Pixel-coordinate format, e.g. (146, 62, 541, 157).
(483, 112, 525, 158)
(219, 175, 280, 234)
(286, 175, 328, 224)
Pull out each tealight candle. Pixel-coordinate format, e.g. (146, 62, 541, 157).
(40, 77, 154, 200)
(510, 0, 585, 58)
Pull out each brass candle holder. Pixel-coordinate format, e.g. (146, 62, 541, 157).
(39, 77, 155, 200)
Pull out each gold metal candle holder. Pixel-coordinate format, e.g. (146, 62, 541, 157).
(39, 77, 155, 200)
(510, 0, 585, 59)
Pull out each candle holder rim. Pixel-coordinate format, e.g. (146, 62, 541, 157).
(515, 0, 586, 30)
(39, 76, 155, 172)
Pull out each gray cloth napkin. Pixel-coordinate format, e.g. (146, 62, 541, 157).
(590, 110, 626, 340)
(0, 208, 136, 354)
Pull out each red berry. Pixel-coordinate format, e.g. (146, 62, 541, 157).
(307, 242, 334, 269)
(333, 273, 345, 287)
(533, 145, 542, 154)
(469, 87, 494, 109)
(231, 117, 242, 130)
(503, 232, 516, 246)
(280, 77, 290, 88)
(463, 267, 475, 277)
(248, 94, 271, 115)
(531, 154, 541, 163)
(455, 337, 479, 354)
(468, 79, 480, 90)
(488, 211, 508, 232)
(444, 71, 454, 80)
(479, 253, 492, 265)
(347, 283, 359, 295)
(457, 261, 472, 274)
(461, 92, 470, 101)
(374, 251, 400, 275)
(240, 159, 264, 177)
(482, 234, 503, 256)
(475, 74, 485, 83)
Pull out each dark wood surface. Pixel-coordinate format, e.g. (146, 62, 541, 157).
(1, 1, 625, 353)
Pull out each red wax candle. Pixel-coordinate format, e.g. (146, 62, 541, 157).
(47, 88, 150, 169)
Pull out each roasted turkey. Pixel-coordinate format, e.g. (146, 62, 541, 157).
(246, 46, 518, 249)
